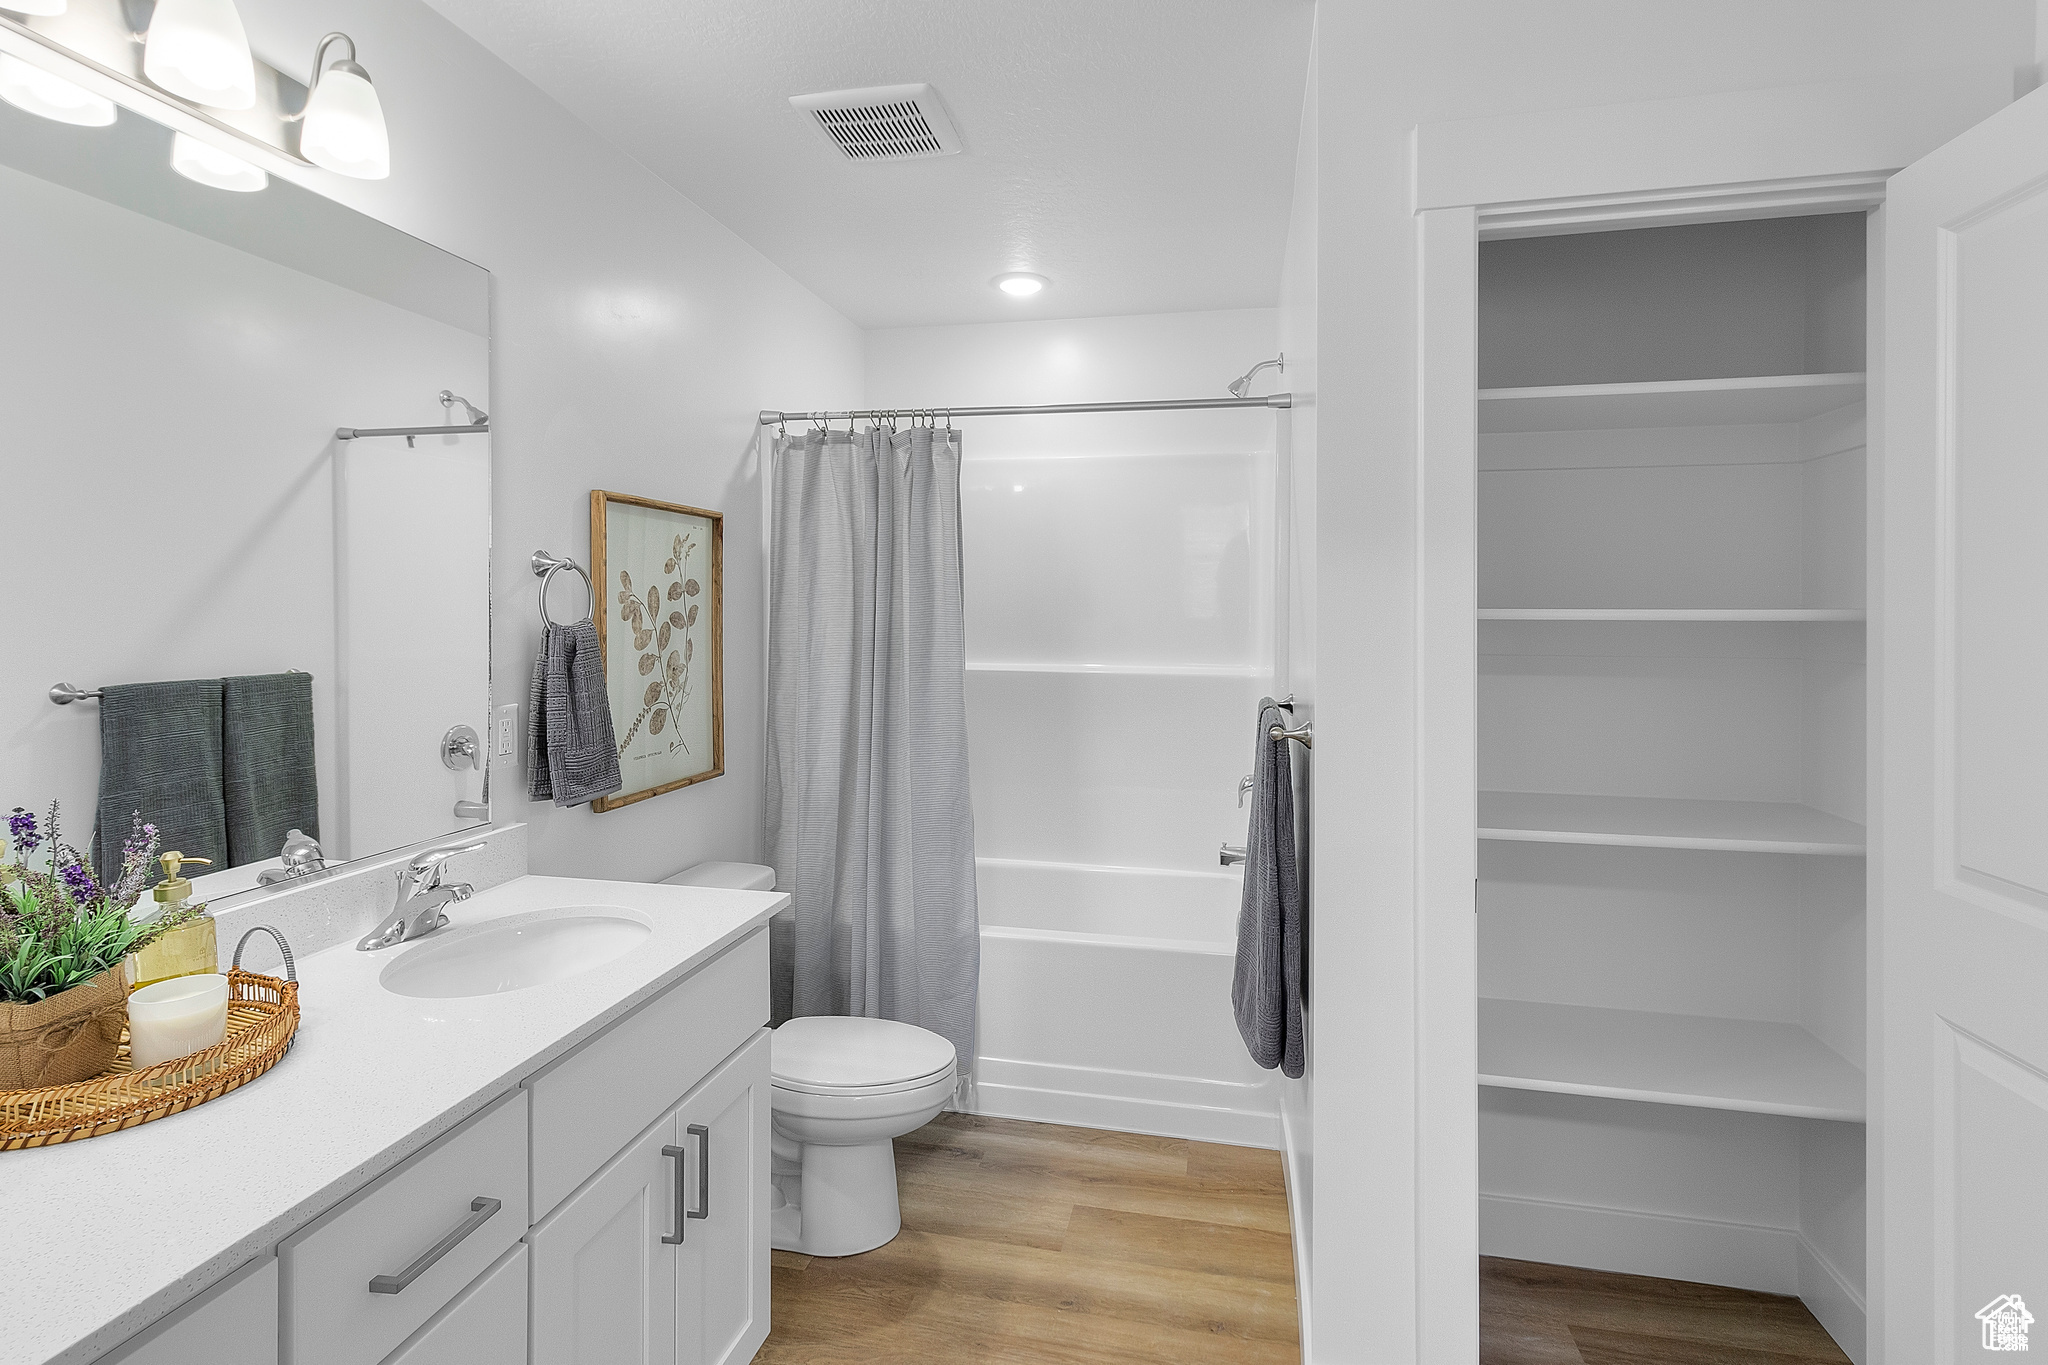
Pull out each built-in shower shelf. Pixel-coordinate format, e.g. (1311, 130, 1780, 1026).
(1478, 608, 1865, 622)
(1478, 372, 1867, 433)
(1480, 998, 1865, 1122)
(1479, 791, 1865, 856)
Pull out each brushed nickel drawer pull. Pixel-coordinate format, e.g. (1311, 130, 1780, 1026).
(687, 1123, 710, 1221)
(662, 1144, 689, 1244)
(368, 1196, 501, 1294)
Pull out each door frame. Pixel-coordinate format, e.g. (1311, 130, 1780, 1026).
(1405, 74, 1973, 1360)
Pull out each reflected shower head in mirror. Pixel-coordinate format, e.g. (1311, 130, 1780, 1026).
(1227, 354, 1285, 398)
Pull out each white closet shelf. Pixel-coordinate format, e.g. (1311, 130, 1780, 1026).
(1479, 791, 1865, 855)
(1478, 372, 1866, 433)
(1480, 998, 1865, 1122)
(1478, 608, 1865, 622)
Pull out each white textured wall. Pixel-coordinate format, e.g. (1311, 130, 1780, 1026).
(232, 0, 864, 881)
(1304, 4, 2034, 1361)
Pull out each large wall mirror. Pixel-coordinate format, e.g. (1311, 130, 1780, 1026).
(0, 94, 492, 909)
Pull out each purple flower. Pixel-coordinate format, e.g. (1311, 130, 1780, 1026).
(8, 808, 40, 854)
(59, 862, 97, 903)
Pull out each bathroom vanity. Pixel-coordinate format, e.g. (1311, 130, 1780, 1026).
(6, 877, 783, 1365)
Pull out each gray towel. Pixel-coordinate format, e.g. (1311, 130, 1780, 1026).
(222, 672, 319, 867)
(527, 621, 622, 807)
(1232, 698, 1303, 1078)
(93, 680, 227, 880)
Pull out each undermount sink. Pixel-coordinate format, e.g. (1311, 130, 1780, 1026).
(379, 909, 652, 999)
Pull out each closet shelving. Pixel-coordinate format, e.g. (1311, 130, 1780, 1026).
(1474, 214, 1869, 1343)
(1478, 998, 1866, 1122)
(1478, 791, 1864, 856)
(1478, 371, 1866, 433)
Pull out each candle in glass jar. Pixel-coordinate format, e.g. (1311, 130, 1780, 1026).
(127, 973, 229, 1068)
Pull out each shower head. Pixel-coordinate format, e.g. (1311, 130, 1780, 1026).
(1227, 354, 1284, 398)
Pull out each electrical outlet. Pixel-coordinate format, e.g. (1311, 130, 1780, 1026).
(494, 703, 518, 761)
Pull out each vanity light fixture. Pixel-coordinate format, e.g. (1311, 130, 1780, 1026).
(142, 0, 256, 110)
(284, 32, 388, 180)
(169, 129, 266, 191)
(993, 272, 1047, 298)
(0, 50, 115, 125)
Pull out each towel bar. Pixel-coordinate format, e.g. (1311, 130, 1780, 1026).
(1269, 721, 1312, 749)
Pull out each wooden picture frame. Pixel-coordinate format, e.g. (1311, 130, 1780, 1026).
(588, 490, 724, 812)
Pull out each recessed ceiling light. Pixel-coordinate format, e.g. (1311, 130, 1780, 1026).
(993, 272, 1047, 297)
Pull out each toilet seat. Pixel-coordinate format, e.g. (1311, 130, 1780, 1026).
(771, 1015, 956, 1097)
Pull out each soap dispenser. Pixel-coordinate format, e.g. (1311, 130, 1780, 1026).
(126, 851, 218, 989)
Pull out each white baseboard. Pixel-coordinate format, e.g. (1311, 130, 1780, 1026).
(1480, 1192, 1800, 1295)
(1281, 1100, 1313, 1364)
(967, 1056, 1281, 1148)
(1797, 1235, 1867, 1365)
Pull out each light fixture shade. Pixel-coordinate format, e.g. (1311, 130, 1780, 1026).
(299, 64, 388, 179)
(7, 0, 68, 15)
(0, 51, 116, 126)
(993, 272, 1048, 297)
(144, 0, 255, 110)
(170, 130, 267, 192)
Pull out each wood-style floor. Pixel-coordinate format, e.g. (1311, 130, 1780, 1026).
(756, 1112, 1850, 1365)
(1482, 1257, 1853, 1365)
(755, 1112, 1300, 1365)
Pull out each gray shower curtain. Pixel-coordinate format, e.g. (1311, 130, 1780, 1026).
(765, 424, 980, 1073)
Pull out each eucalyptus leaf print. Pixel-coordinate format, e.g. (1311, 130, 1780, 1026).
(614, 527, 703, 758)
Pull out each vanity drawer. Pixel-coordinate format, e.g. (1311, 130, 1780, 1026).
(280, 1089, 528, 1365)
(528, 927, 767, 1218)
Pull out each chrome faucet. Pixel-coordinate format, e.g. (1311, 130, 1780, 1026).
(257, 828, 329, 886)
(357, 840, 487, 951)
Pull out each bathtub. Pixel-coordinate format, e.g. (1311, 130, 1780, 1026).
(968, 856, 1281, 1147)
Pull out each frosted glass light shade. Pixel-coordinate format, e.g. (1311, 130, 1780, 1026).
(7, 0, 68, 15)
(143, 0, 255, 109)
(300, 64, 388, 179)
(0, 52, 115, 126)
(170, 131, 267, 192)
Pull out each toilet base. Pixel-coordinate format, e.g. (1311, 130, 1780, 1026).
(770, 1136, 902, 1257)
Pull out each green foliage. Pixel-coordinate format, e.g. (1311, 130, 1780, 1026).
(0, 882, 150, 1004)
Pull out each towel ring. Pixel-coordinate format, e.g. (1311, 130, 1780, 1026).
(530, 549, 594, 627)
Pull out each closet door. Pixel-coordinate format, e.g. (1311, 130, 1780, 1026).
(1880, 85, 2048, 1363)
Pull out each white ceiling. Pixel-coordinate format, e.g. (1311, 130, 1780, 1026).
(421, 0, 1315, 328)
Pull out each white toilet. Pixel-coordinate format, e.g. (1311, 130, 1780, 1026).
(660, 861, 959, 1258)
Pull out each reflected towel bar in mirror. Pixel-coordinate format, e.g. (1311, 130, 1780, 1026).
(50, 669, 306, 705)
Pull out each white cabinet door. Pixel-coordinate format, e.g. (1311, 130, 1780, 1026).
(1880, 83, 2048, 1364)
(675, 1031, 771, 1365)
(96, 1257, 276, 1365)
(529, 1109, 680, 1365)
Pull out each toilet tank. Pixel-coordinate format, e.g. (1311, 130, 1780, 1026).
(661, 860, 776, 891)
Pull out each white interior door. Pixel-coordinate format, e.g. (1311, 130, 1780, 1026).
(1880, 84, 2048, 1364)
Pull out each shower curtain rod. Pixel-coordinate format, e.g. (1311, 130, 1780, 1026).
(757, 393, 1292, 426)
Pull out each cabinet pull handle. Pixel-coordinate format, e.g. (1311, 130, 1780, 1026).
(368, 1196, 501, 1294)
(661, 1144, 689, 1245)
(687, 1123, 710, 1222)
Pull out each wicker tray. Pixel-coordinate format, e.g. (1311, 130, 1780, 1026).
(0, 969, 299, 1150)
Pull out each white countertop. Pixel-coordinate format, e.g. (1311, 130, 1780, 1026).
(0, 875, 786, 1365)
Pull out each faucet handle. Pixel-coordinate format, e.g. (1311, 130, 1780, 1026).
(405, 839, 488, 882)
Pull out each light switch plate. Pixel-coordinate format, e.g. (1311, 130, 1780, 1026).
(493, 703, 518, 761)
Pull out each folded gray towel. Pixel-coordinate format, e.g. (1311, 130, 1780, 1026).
(93, 680, 228, 879)
(527, 621, 622, 807)
(222, 672, 319, 867)
(1231, 698, 1304, 1078)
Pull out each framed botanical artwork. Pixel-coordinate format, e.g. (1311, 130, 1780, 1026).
(589, 490, 724, 812)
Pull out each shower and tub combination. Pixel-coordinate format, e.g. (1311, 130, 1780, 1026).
(761, 335, 1298, 1152)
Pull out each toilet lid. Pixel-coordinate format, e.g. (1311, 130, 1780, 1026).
(771, 1016, 957, 1095)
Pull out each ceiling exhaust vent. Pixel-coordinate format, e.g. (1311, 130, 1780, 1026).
(789, 84, 963, 161)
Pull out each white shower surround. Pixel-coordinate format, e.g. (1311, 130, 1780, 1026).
(866, 308, 1287, 1148)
